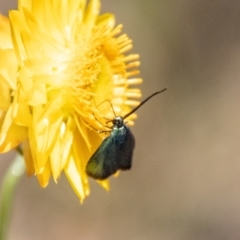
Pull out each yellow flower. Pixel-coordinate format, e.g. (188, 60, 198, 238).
(0, 0, 142, 201)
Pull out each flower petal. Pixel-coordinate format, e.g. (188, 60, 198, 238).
(50, 118, 75, 181)
(9, 10, 29, 63)
(60, 117, 75, 170)
(27, 82, 47, 106)
(0, 106, 27, 152)
(37, 161, 51, 188)
(65, 154, 87, 202)
(83, 0, 100, 39)
(0, 14, 12, 49)
(18, 0, 32, 12)
(22, 139, 35, 176)
(0, 81, 11, 111)
(96, 13, 115, 29)
(0, 49, 18, 90)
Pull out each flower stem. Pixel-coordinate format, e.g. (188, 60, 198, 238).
(0, 154, 25, 240)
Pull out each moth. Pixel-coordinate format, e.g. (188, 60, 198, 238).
(86, 88, 167, 180)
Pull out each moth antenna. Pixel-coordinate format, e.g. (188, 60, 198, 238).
(123, 88, 167, 119)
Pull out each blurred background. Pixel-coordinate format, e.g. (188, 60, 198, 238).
(1, 0, 240, 239)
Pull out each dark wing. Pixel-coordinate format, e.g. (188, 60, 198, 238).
(86, 125, 135, 180)
(86, 134, 119, 180)
(116, 125, 135, 170)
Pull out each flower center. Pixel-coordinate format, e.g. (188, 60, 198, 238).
(60, 26, 125, 128)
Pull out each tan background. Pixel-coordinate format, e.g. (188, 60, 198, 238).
(1, 0, 240, 239)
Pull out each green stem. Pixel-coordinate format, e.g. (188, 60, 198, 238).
(0, 153, 25, 240)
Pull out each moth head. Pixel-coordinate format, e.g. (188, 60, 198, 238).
(112, 116, 124, 128)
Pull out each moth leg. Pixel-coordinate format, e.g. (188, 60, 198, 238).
(87, 125, 98, 132)
(98, 129, 111, 134)
(87, 124, 111, 135)
(93, 112, 112, 129)
(97, 99, 116, 117)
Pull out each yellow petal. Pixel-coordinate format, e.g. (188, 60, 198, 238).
(60, 117, 75, 170)
(33, 96, 63, 152)
(0, 14, 12, 49)
(28, 82, 47, 106)
(9, 10, 29, 64)
(0, 49, 18, 89)
(18, 66, 33, 93)
(28, 124, 49, 174)
(12, 102, 32, 127)
(21, 31, 43, 59)
(22, 140, 35, 176)
(50, 138, 62, 182)
(37, 161, 51, 188)
(97, 179, 110, 191)
(83, 0, 100, 39)
(64, 154, 87, 202)
(0, 106, 27, 152)
(0, 81, 11, 111)
(49, 118, 75, 181)
(65, 0, 86, 28)
(96, 13, 115, 29)
(18, 0, 32, 12)
(74, 114, 93, 150)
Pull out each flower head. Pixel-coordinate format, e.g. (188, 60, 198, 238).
(0, 0, 142, 201)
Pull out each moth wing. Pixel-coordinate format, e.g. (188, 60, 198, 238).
(86, 135, 119, 180)
(117, 126, 135, 170)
